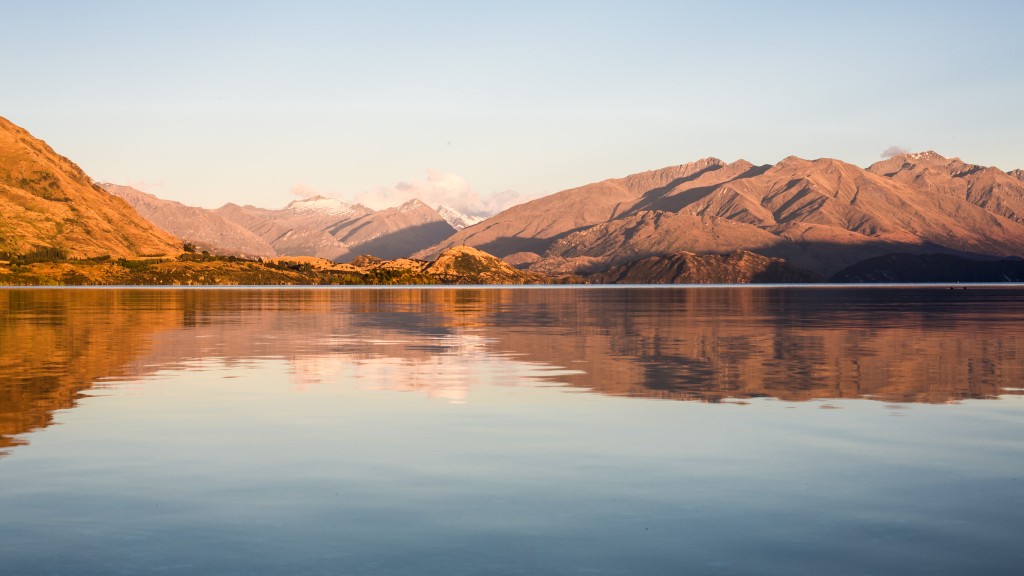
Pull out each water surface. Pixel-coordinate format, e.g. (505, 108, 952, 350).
(1, 287, 1023, 575)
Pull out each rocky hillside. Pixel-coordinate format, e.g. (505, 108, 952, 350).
(867, 151, 1024, 224)
(0, 117, 181, 259)
(416, 153, 1024, 278)
(590, 250, 821, 284)
(423, 246, 547, 284)
(101, 183, 276, 257)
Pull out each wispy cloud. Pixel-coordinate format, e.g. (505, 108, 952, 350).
(881, 146, 910, 159)
(356, 170, 538, 217)
(289, 184, 319, 199)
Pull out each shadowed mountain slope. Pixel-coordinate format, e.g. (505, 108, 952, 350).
(327, 199, 456, 260)
(591, 250, 821, 284)
(830, 253, 1024, 283)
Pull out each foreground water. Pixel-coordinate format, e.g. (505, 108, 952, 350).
(1, 286, 1023, 575)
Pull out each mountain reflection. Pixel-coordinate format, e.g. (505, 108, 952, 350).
(3, 287, 1024, 453)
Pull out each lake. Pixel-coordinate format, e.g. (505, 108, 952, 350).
(1, 286, 1023, 575)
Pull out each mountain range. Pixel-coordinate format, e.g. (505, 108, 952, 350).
(3, 115, 1023, 283)
(416, 152, 1024, 278)
(103, 185, 472, 261)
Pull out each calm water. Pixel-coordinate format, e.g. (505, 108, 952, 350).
(1, 286, 1023, 575)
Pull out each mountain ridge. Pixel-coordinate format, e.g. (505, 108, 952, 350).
(6, 115, 1023, 282)
(124, 190, 459, 262)
(101, 183, 276, 257)
(415, 151, 1024, 277)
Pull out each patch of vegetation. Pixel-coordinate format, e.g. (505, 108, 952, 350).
(113, 258, 165, 270)
(453, 253, 488, 274)
(17, 171, 67, 201)
(5, 246, 68, 264)
(0, 249, 548, 286)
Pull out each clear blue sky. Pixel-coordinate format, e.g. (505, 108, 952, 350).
(3, 0, 1022, 211)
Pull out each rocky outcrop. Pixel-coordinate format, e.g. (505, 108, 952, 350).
(423, 246, 547, 284)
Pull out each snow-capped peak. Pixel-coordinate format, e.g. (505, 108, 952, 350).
(287, 195, 360, 217)
(398, 198, 429, 212)
(437, 205, 485, 230)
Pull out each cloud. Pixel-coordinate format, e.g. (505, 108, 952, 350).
(356, 170, 537, 217)
(881, 146, 910, 159)
(289, 184, 319, 199)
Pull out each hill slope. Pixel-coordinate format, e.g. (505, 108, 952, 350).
(0, 117, 181, 258)
(101, 183, 276, 257)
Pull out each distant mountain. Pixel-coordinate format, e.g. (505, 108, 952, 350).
(0, 116, 180, 259)
(214, 197, 455, 261)
(829, 253, 1024, 283)
(1007, 168, 1024, 182)
(101, 183, 276, 257)
(590, 250, 821, 284)
(324, 199, 457, 260)
(416, 153, 1024, 278)
(213, 197, 372, 261)
(96, 181, 458, 261)
(437, 205, 484, 230)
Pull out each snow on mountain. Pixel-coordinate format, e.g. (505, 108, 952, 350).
(286, 195, 366, 219)
(437, 205, 484, 230)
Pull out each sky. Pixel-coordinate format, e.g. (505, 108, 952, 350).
(2, 0, 1022, 213)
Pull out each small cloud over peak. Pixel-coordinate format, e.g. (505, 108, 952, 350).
(289, 184, 319, 199)
(355, 170, 538, 218)
(881, 146, 910, 159)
